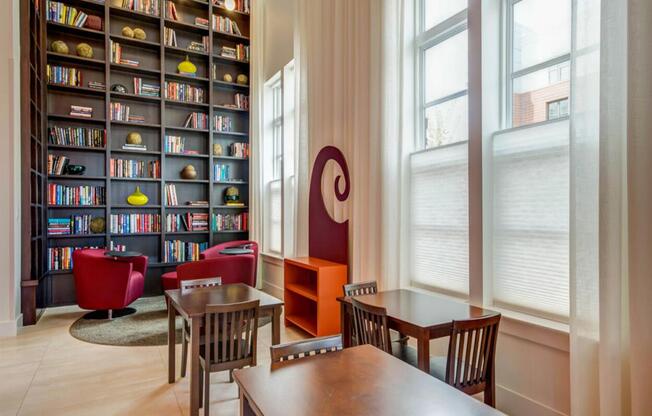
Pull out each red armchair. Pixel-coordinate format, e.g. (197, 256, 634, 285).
(72, 249, 147, 318)
(161, 240, 258, 290)
(162, 254, 256, 291)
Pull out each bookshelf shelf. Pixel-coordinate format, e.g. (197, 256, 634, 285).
(212, 4, 250, 17)
(39, 0, 252, 308)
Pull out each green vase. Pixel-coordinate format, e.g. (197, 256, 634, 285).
(127, 186, 148, 206)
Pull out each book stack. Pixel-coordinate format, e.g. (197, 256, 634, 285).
(110, 102, 145, 123)
(183, 112, 209, 129)
(46, 65, 82, 87)
(235, 44, 249, 61)
(110, 213, 161, 234)
(88, 81, 105, 90)
(47, 218, 71, 235)
(165, 82, 206, 103)
(214, 164, 231, 181)
(187, 200, 209, 206)
(165, 135, 185, 153)
(48, 126, 106, 147)
(133, 78, 160, 97)
(164, 27, 177, 47)
(110, 158, 160, 178)
(47, 154, 69, 175)
(213, 0, 250, 14)
(188, 37, 209, 53)
(214, 115, 232, 132)
(166, 1, 179, 20)
(110, 41, 139, 67)
(212, 212, 248, 232)
(115, 0, 160, 16)
(225, 199, 245, 207)
(48, 215, 95, 235)
(47, 1, 90, 27)
(48, 184, 105, 206)
(166, 213, 209, 232)
(212, 15, 241, 36)
(70, 105, 93, 118)
(229, 142, 249, 158)
(48, 247, 74, 271)
(164, 240, 208, 263)
(195, 17, 209, 28)
(220, 46, 237, 59)
(165, 184, 179, 206)
(122, 143, 147, 151)
(234, 93, 249, 110)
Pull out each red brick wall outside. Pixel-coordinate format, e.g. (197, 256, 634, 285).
(512, 80, 570, 127)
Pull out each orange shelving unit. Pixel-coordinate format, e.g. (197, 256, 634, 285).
(284, 257, 348, 336)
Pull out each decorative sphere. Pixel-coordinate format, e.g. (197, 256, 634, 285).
(51, 40, 69, 54)
(111, 83, 128, 93)
(236, 74, 248, 85)
(89, 217, 105, 234)
(180, 165, 198, 180)
(223, 73, 233, 83)
(133, 28, 146, 40)
(121, 26, 135, 38)
(126, 132, 142, 145)
(76, 43, 94, 58)
(213, 144, 223, 156)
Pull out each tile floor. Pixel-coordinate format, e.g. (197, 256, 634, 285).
(0, 303, 307, 416)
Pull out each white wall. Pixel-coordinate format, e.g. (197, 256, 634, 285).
(0, 0, 22, 336)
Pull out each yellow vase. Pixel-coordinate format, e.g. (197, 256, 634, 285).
(127, 186, 149, 206)
(177, 56, 197, 75)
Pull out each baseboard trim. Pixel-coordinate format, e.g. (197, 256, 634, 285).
(261, 280, 284, 300)
(497, 384, 568, 416)
(0, 313, 22, 337)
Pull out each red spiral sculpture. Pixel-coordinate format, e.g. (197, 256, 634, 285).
(308, 146, 350, 266)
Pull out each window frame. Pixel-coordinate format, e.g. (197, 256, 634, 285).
(263, 72, 284, 257)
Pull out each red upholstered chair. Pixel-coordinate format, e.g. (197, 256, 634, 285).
(72, 248, 147, 319)
(161, 240, 258, 290)
(163, 254, 256, 291)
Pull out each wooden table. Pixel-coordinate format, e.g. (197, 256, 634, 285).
(165, 283, 284, 416)
(234, 344, 504, 416)
(338, 289, 492, 373)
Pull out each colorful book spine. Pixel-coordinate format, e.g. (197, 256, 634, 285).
(165, 184, 179, 206)
(48, 184, 105, 206)
(234, 93, 249, 110)
(229, 142, 249, 158)
(163, 240, 208, 263)
(164, 135, 185, 153)
(48, 215, 97, 235)
(213, 115, 232, 132)
(182, 112, 208, 129)
(46, 1, 90, 27)
(46, 65, 82, 87)
(47, 154, 69, 175)
(212, 213, 248, 231)
(213, 164, 231, 181)
(166, 213, 209, 232)
(110, 214, 161, 234)
(116, 0, 159, 16)
(110, 158, 161, 178)
(165, 82, 206, 104)
(211, 14, 241, 36)
(48, 127, 106, 147)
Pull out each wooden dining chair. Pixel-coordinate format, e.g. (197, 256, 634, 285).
(180, 277, 223, 378)
(435, 314, 501, 407)
(199, 299, 260, 415)
(351, 298, 393, 354)
(344, 281, 408, 346)
(270, 335, 343, 363)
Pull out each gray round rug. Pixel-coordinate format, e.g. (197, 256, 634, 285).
(69, 296, 270, 347)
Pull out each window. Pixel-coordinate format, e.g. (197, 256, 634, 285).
(410, 0, 470, 295)
(547, 98, 569, 120)
(507, 0, 571, 127)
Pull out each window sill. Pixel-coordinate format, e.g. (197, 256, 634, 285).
(260, 252, 284, 267)
(406, 285, 570, 353)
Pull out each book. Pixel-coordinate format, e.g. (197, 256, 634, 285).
(47, 1, 91, 27)
(164, 27, 177, 47)
(70, 105, 93, 118)
(212, 14, 242, 36)
(48, 184, 105, 206)
(110, 213, 161, 234)
(195, 17, 209, 28)
(182, 112, 209, 129)
(163, 240, 208, 263)
(165, 184, 179, 206)
(110, 158, 160, 178)
(213, 0, 250, 14)
(165, 82, 206, 103)
(88, 81, 105, 90)
(133, 78, 160, 97)
(46, 65, 82, 87)
(186, 200, 209, 206)
(212, 212, 248, 231)
(166, 1, 179, 21)
(122, 144, 147, 151)
(48, 126, 106, 148)
(114, 0, 159, 16)
(214, 115, 233, 132)
(47, 154, 69, 175)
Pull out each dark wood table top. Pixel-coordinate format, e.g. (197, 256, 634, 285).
(234, 344, 504, 416)
(165, 283, 284, 319)
(338, 289, 491, 330)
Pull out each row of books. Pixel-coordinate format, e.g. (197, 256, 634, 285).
(214, 164, 232, 181)
(183, 112, 209, 129)
(165, 1, 180, 21)
(109, 158, 161, 178)
(48, 127, 106, 148)
(234, 93, 249, 110)
(212, 15, 242, 36)
(47, 1, 91, 27)
(214, 115, 232, 132)
(47, 154, 69, 176)
(134, 77, 160, 97)
(48, 184, 105, 206)
(229, 142, 249, 158)
(110, 41, 139, 67)
(46, 65, 82, 87)
(164, 240, 208, 263)
(213, 0, 250, 14)
(48, 243, 126, 272)
(48, 215, 97, 235)
(165, 184, 179, 206)
(219, 44, 249, 62)
(70, 105, 93, 118)
(165, 82, 206, 104)
(110, 102, 145, 123)
(212, 212, 248, 231)
(163, 27, 178, 47)
(164, 135, 186, 154)
(114, 0, 159, 16)
(110, 213, 161, 234)
(166, 213, 209, 232)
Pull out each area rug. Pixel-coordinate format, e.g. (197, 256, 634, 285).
(69, 295, 271, 347)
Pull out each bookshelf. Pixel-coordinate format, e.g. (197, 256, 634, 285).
(38, 0, 252, 306)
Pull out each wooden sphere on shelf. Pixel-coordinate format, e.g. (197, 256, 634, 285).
(121, 26, 135, 38)
(236, 74, 248, 85)
(51, 40, 69, 54)
(133, 28, 146, 40)
(180, 165, 198, 180)
(126, 132, 142, 145)
(76, 43, 94, 58)
(223, 73, 234, 83)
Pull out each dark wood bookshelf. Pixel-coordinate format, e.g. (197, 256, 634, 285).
(37, 0, 252, 307)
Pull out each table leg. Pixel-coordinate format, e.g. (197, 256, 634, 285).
(341, 302, 351, 348)
(239, 389, 257, 416)
(167, 298, 175, 384)
(417, 334, 431, 373)
(272, 306, 281, 345)
(190, 317, 201, 416)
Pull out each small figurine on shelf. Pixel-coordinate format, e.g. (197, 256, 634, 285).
(224, 186, 244, 206)
(213, 143, 223, 156)
(180, 165, 198, 180)
(178, 56, 197, 77)
(51, 40, 69, 54)
(127, 186, 149, 206)
(65, 165, 86, 175)
(90, 217, 105, 234)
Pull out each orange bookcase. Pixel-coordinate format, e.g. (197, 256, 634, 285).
(284, 257, 348, 336)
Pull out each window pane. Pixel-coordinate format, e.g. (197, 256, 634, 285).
(425, 94, 468, 148)
(424, 0, 467, 31)
(512, 61, 570, 127)
(424, 30, 467, 103)
(513, 0, 571, 71)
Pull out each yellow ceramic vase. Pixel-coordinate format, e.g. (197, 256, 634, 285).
(127, 186, 148, 206)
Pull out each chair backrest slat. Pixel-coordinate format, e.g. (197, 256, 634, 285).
(204, 300, 259, 368)
(351, 298, 392, 354)
(270, 335, 343, 363)
(343, 281, 378, 297)
(445, 314, 501, 393)
(180, 277, 222, 293)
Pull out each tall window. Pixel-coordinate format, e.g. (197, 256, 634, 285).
(410, 0, 470, 295)
(507, 0, 571, 127)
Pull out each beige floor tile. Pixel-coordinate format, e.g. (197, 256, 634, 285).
(0, 362, 39, 416)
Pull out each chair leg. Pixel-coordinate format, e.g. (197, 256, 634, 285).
(198, 366, 204, 407)
(484, 380, 496, 407)
(229, 369, 234, 383)
(108, 309, 113, 320)
(204, 367, 210, 416)
(181, 329, 188, 378)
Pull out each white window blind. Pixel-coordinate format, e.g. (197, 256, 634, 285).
(492, 120, 569, 319)
(265, 179, 282, 254)
(410, 142, 469, 295)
